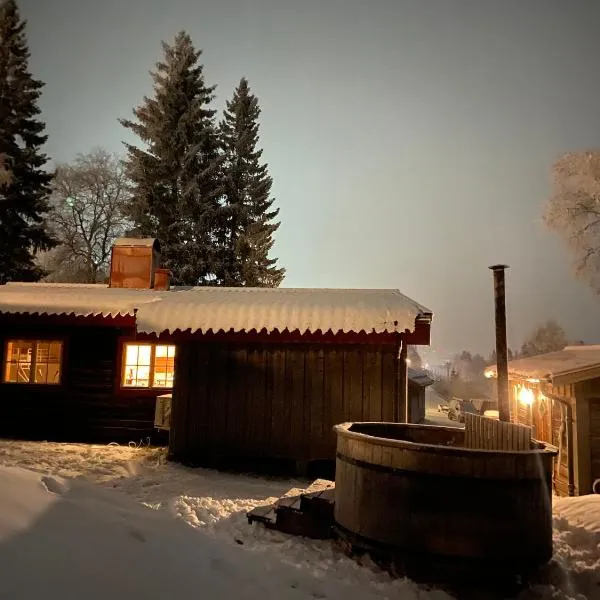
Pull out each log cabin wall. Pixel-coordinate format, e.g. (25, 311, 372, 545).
(0, 322, 166, 444)
(590, 399, 600, 491)
(169, 339, 400, 468)
(508, 379, 573, 495)
(572, 378, 600, 495)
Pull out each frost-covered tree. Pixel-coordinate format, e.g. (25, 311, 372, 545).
(219, 77, 284, 287)
(0, 0, 56, 282)
(120, 31, 224, 285)
(544, 151, 600, 292)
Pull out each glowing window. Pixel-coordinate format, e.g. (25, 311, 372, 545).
(3, 340, 63, 385)
(122, 343, 176, 389)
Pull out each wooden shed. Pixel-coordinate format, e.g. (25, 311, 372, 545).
(407, 366, 434, 423)
(485, 345, 600, 496)
(165, 288, 432, 473)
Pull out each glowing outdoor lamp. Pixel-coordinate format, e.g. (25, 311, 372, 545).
(518, 386, 534, 406)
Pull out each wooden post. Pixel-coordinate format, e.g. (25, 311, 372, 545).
(489, 265, 510, 422)
(399, 342, 409, 423)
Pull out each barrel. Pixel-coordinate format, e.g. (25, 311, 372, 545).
(333, 422, 558, 581)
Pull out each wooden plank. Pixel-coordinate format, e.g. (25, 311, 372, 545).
(287, 348, 306, 461)
(465, 413, 532, 451)
(208, 343, 229, 456)
(343, 348, 364, 423)
(270, 348, 287, 457)
(263, 347, 275, 457)
(381, 349, 396, 422)
(306, 348, 325, 460)
(246, 346, 266, 456)
(192, 343, 210, 456)
(363, 348, 382, 422)
(324, 348, 344, 457)
(228, 346, 248, 456)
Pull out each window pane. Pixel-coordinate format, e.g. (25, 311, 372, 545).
(3, 339, 61, 384)
(138, 345, 152, 366)
(47, 363, 61, 384)
(153, 345, 175, 388)
(132, 365, 151, 387)
(4, 362, 17, 383)
(122, 344, 152, 388)
(34, 364, 48, 384)
(8, 340, 33, 363)
(48, 342, 62, 363)
(36, 341, 50, 364)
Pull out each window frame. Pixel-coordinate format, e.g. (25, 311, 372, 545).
(2, 337, 65, 386)
(119, 341, 176, 391)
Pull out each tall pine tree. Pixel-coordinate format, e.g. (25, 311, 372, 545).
(0, 0, 55, 282)
(219, 78, 284, 287)
(120, 32, 224, 285)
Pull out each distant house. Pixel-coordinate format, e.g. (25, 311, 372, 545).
(407, 367, 434, 423)
(0, 238, 433, 474)
(485, 346, 600, 496)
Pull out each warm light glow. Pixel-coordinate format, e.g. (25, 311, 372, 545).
(405, 358, 411, 365)
(122, 343, 176, 388)
(3, 339, 62, 384)
(526, 378, 540, 384)
(484, 369, 494, 379)
(518, 386, 534, 406)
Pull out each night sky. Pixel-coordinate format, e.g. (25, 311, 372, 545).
(19, 0, 600, 361)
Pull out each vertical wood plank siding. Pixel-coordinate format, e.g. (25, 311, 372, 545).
(0, 324, 166, 443)
(170, 341, 399, 465)
(590, 399, 600, 489)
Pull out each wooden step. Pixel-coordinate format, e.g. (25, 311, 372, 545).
(247, 503, 277, 527)
(247, 479, 336, 540)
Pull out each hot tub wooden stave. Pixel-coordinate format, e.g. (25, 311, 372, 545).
(333, 422, 557, 577)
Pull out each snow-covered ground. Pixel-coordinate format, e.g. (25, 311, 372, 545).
(0, 439, 598, 600)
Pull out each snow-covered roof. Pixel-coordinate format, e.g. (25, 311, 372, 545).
(0, 283, 432, 336)
(407, 367, 434, 387)
(484, 345, 600, 383)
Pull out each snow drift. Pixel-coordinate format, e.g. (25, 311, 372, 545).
(0, 466, 386, 600)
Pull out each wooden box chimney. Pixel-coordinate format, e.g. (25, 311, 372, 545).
(109, 238, 161, 289)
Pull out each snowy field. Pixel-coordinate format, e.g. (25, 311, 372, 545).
(0, 439, 598, 600)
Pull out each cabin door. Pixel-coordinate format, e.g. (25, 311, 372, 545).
(532, 394, 551, 443)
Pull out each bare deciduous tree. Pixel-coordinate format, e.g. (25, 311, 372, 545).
(544, 151, 600, 292)
(43, 149, 130, 282)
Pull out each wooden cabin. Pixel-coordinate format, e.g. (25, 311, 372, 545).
(485, 346, 600, 496)
(0, 239, 433, 470)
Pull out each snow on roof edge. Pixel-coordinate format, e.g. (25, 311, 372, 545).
(0, 284, 432, 337)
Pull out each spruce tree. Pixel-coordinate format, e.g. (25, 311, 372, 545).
(219, 78, 284, 287)
(0, 0, 55, 282)
(120, 31, 224, 285)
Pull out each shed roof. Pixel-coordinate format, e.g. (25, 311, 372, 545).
(484, 345, 600, 384)
(408, 367, 434, 387)
(0, 283, 431, 337)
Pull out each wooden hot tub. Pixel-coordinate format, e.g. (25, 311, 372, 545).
(333, 422, 558, 582)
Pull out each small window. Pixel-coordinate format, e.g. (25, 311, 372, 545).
(122, 343, 176, 389)
(3, 340, 63, 385)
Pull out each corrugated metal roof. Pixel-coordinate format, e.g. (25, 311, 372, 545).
(0, 283, 432, 336)
(408, 367, 434, 387)
(484, 345, 600, 382)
